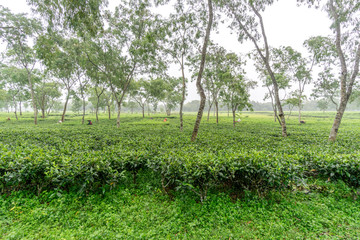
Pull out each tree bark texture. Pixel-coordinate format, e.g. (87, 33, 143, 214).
(27, 71, 37, 125)
(179, 55, 186, 131)
(82, 98, 86, 125)
(215, 100, 219, 124)
(61, 93, 70, 122)
(191, 0, 213, 142)
(328, 0, 360, 141)
(117, 102, 121, 128)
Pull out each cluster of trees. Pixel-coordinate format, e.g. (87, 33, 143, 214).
(0, 0, 359, 142)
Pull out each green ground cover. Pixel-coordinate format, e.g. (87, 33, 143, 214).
(1, 112, 360, 239)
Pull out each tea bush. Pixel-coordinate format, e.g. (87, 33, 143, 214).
(1, 112, 360, 200)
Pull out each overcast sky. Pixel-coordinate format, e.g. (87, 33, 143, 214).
(0, 0, 333, 103)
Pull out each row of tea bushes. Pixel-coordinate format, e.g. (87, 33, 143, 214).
(2, 141, 360, 200)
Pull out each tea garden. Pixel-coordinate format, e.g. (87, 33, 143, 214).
(1, 112, 360, 238)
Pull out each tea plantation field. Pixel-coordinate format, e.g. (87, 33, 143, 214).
(1, 112, 360, 239)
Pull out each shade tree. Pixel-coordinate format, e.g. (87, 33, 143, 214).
(299, 0, 360, 141)
(0, 6, 43, 124)
(0, 66, 30, 120)
(219, 0, 288, 137)
(162, 1, 203, 130)
(86, 0, 165, 128)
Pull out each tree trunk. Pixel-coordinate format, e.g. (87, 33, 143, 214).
(329, 99, 348, 141)
(142, 106, 145, 118)
(82, 98, 86, 125)
(41, 108, 45, 119)
(13, 97, 18, 120)
(116, 102, 121, 128)
(108, 105, 111, 119)
(95, 99, 99, 122)
(207, 105, 211, 121)
(232, 110, 236, 128)
(27, 71, 37, 125)
(207, 100, 213, 121)
(47, 104, 52, 116)
(215, 99, 219, 124)
(19, 101, 22, 116)
(61, 93, 70, 122)
(179, 55, 186, 131)
(327, 0, 360, 141)
(191, 0, 213, 142)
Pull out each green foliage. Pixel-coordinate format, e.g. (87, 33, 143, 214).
(2, 179, 360, 239)
(26, 0, 107, 36)
(2, 113, 360, 200)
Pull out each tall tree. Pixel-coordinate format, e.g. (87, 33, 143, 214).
(34, 78, 61, 118)
(252, 49, 291, 123)
(0, 66, 29, 120)
(26, 0, 107, 36)
(272, 46, 312, 123)
(86, 0, 164, 128)
(219, 0, 288, 137)
(191, 0, 214, 142)
(129, 79, 151, 118)
(0, 6, 43, 124)
(164, 2, 201, 130)
(220, 53, 255, 127)
(300, 0, 360, 141)
(36, 36, 79, 122)
(202, 43, 233, 124)
(162, 77, 183, 116)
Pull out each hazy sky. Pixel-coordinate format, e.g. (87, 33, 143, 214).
(0, 0, 333, 103)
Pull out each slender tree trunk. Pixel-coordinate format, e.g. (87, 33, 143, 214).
(207, 101, 213, 121)
(142, 106, 145, 118)
(191, 0, 213, 142)
(116, 102, 121, 128)
(61, 93, 70, 122)
(108, 105, 111, 119)
(19, 101, 22, 116)
(47, 105, 52, 116)
(329, 99, 348, 141)
(95, 99, 99, 122)
(179, 56, 186, 131)
(82, 98, 86, 125)
(41, 108, 45, 119)
(215, 99, 219, 124)
(232, 110, 236, 128)
(230, 2, 287, 136)
(13, 98, 18, 120)
(27, 71, 37, 125)
(298, 81, 302, 123)
(227, 105, 230, 117)
(328, 0, 360, 141)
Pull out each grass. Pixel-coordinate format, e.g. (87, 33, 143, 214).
(1, 178, 360, 239)
(1, 111, 360, 239)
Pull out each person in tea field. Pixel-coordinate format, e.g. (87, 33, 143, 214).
(87, 120, 93, 125)
(7, 117, 10, 121)
(163, 118, 167, 122)
(234, 118, 241, 123)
